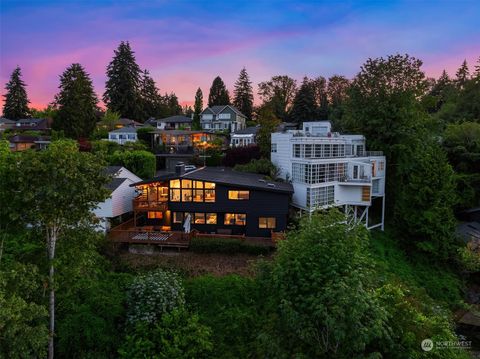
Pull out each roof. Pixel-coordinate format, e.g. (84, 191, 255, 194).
(152, 129, 211, 135)
(109, 126, 137, 133)
(106, 177, 128, 192)
(117, 118, 143, 126)
(103, 166, 123, 176)
(233, 126, 259, 135)
(9, 134, 50, 143)
(16, 118, 46, 124)
(457, 222, 480, 243)
(132, 167, 293, 194)
(158, 115, 192, 123)
(202, 105, 245, 117)
(0, 118, 15, 124)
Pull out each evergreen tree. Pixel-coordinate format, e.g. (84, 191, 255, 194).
(139, 70, 161, 121)
(2, 66, 30, 120)
(52, 63, 99, 139)
(289, 77, 317, 124)
(233, 67, 254, 120)
(427, 70, 456, 113)
(193, 87, 203, 129)
(165, 93, 182, 116)
(103, 41, 142, 119)
(455, 59, 470, 89)
(208, 76, 230, 107)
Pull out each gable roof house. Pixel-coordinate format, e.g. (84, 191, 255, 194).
(146, 115, 193, 130)
(230, 126, 260, 147)
(200, 105, 246, 133)
(108, 126, 138, 145)
(93, 166, 142, 232)
(9, 134, 51, 152)
(0, 118, 16, 132)
(14, 118, 51, 132)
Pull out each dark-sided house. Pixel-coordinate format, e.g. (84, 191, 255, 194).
(130, 164, 293, 237)
(9, 134, 51, 151)
(14, 118, 51, 132)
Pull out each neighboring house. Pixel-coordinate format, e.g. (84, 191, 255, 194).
(128, 164, 293, 237)
(200, 105, 246, 132)
(14, 118, 51, 132)
(9, 135, 51, 151)
(271, 121, 386, 230)
(108, 126, 138, 144)
(0, 118, 15, 132)
(93, 166, 142, 231)
(230, 126, 259, 147)
(146, 115, 193, 130)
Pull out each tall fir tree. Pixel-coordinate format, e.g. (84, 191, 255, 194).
(52, 63, 98, 139)
(193, 87, 203, 129)
(455, 59, 470, 89)
(208, 76, 230, 107)
(103, 41, 142, 119)
(233, 67, 254, 120)
(289, 77, 317, 124)
(2, 66, 30, 119)
(139, 70, 161, 121)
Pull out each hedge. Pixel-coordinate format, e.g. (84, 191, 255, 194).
(189, 237, 272, 255)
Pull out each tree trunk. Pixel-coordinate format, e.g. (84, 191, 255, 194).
(47, 227, 57, 359)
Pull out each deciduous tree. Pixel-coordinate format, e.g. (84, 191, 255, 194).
(258, 75, 297, 121)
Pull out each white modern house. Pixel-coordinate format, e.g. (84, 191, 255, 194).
(108, 126, 138, 145)
(93, 166, 142, 232)
(271, 121, 386, 230)
(200, 105, 246, 132)
(230, 126, 259, 147)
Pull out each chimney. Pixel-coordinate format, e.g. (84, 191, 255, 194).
(175, 162, 185, 176)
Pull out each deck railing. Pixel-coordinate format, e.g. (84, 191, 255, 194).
(108, 228, 191, 247)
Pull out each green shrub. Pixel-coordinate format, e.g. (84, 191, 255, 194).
(190, 237, 272, 255)
(126, 269, 185, 326)
(185, 275, 264, 358)
(109, 150, 156, 179)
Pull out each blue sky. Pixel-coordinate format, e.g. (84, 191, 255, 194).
(1, 0, 479, 108)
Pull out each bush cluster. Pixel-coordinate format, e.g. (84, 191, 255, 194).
(126, 269, 185, 326)
(189, 237, 272, 255)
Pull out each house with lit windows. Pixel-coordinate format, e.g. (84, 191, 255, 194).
(200, 105, 247, 132)
(271, 121, 386, 230)
(128, 164, 293, 238)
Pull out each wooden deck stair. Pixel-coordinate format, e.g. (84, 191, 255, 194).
(362, 186, 371, 201)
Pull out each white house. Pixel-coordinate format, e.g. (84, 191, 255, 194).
(271, 121, 386, 230)
(200, 105, 246, 132)
(93, 166, 142, 231)
(108, 126, 138, 145)
(230, 126, 259, 147)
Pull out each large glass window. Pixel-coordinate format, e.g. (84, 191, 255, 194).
(173, 212, 183, 223)
(259, 217, 276, 229)
(147, 211, 163, 219)
(306, 186, 335, 209)
(206, 213, 217, 224)
(224, 213, 246, 226)
(228, 190, 250, 200)
(169, 180, 215, 202)
(194, 213, 205, 224)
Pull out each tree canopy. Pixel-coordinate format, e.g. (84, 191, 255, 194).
(208, 76, 230, 107)
(233, 67, 254, 120)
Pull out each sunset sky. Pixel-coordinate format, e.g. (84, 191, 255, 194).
(1, 0, 479, 109)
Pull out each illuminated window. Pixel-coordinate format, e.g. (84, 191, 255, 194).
(181, 179, 192, 188)
(147, 211, 163, 219)
(204, 182, 216, 202)
(181, 189, 192, 202)
(228, 190, 250, 200)
(170, 189, 180, 202)
(259, 217, 276, 229)
(170, 179, 180, 188)
(224, 213, 246, 225)
(206, 213, 217, 224)
(173, 212, 183, 223)
(194, 213, 205, 224)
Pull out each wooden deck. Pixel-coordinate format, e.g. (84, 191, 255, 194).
(108, 220, 282, 249)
